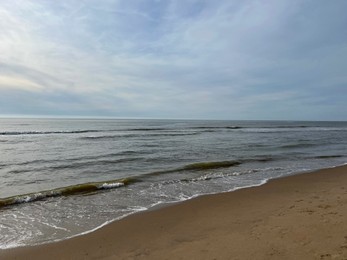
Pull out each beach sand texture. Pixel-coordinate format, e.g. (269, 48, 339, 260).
(2, 165, 347, 260)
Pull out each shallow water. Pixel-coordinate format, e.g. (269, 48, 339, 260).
(0, 119, 346, 248)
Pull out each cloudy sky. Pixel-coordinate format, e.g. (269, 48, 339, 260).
(0, 0, 346, 120)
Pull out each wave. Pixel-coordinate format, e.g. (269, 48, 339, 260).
(264, 125, 310, 129)
(2, 124, 345, 137)
(182, 160, 241, 170)
(0, 128, 170, 136)
(79, 132, 200, 140)
(142, 160, 242, 178)
(245, 127, 347, 133)
(0, 157, 280, 209)
(7, 157, 142, 174)
(179, 157, 278, 170)
(190, 125, 339, 130)
(1, 151, 142, 169)
(79, 135, 119, 140)
(263, 125, 345, 130)
(191, 126, 243, 130)
(1, 159, 240, 208)
(0, 130, 101, 136)
(313, 155, 344, 159)
(125, 128, 168, 131)
(5, 155, 277, 175)
(180, 167, 281, 183)
(281, 143, 317, 149)
(243, 157, 276, 163)
(49, 158, 141, 170)
(142, 132, 200, 137)
(175, 157, 277, 170)
(0, 178, 136, 208)
(186, 125, 347, 134)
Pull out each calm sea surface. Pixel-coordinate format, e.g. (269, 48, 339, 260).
(0, 118, 346, 248)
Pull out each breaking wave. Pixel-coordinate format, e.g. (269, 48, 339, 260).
(0, 178, 135, 208)
(0, 158, 275, 208)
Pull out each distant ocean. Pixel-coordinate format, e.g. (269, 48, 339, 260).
(0, 118, 346, 249)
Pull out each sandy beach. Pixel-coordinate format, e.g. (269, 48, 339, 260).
(1, 165, 347, 260)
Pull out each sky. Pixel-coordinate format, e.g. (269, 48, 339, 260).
(0, 0, 346, 120)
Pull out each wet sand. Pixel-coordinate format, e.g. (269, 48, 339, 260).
(2, 165, 347, 259)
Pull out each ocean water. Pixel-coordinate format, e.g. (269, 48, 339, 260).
(0, 118, 346, 249)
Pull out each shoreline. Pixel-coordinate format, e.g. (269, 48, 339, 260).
(2, 164, 347, 259)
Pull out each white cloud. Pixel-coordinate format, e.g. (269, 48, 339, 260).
(0, 0, 346, 119)
(0, 75, 44, 92)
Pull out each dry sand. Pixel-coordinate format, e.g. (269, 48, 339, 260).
(1, 165, 347, 260)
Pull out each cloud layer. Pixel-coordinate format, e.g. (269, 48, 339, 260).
(1, 0, 346, 120)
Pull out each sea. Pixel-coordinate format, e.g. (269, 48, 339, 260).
(0, 118, 346, 249)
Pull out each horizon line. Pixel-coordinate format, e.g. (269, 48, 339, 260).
(0, 115, 346, 122)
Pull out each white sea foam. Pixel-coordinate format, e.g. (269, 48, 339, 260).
(0, 241, 24, 249)
(100, 182, 124, 189)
